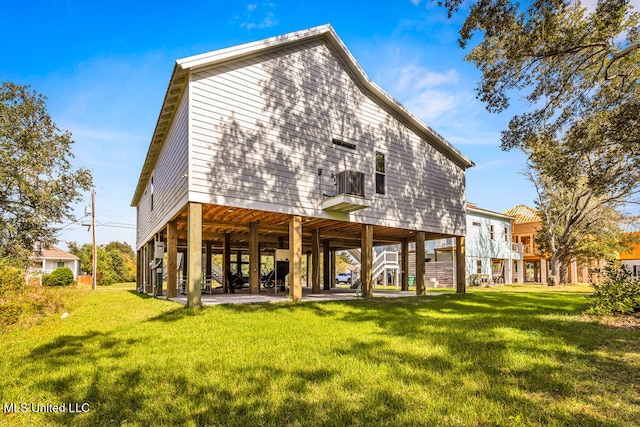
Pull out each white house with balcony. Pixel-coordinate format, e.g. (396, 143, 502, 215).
(430, 204, 524, 285)
(131, 25, 474, 307)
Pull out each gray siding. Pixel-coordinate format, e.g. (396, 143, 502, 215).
(136, 91, 189, 247)
(188, 39, 465, 235)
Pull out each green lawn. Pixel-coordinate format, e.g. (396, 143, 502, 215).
(1, 285, 638, 426)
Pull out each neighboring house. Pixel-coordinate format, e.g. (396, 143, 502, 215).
(504, 204, 586, 283)
(427, 203, 524, 285)
(131, 25, 473, 306)
(619, 218, 640, 279)
(30, 246, 81, 279)
(463, 204, 523, 284)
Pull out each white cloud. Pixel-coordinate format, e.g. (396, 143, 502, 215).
(234, 2, 278, 30)
(405, 89, 460, 122)
(395, 65, 459, 92)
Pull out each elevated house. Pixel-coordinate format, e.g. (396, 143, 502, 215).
(504, 204, 587, 283)
(131, 25, 474, 307)
(463, 204, 523, 284)
(620, 217, 640, 279)
(424, 203, 524, 285)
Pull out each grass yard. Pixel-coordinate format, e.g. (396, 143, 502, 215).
(1, 285, 638, 426)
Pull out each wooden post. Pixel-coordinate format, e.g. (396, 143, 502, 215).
(146, 241, 153, 293)
(415, 232, 425, 295)
(205, 241, 212, 282)
(289, 215, 303, 301)
(222, 233, 230, 293)
(187, 203, 202, 308)
(456, 236, 466, 293)
(401, 238, 409, 291)
(311, 229, 320, 294)
(361, 224, 374, 298)
(249, 222, 259, 294)
(167, 220, 178, 298)
(323, 239, 331, 291)
(181, 249, 187, 292)
(540, 258, 547, 284)
(330, 249, 336, 288)
(136, 249, 142, 291)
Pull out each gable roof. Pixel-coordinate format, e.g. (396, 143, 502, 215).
(32, 246, 80, 261)
(131, 24, 474, 206)
(503, 204, 540, 224)
(467, 203, 515, 221)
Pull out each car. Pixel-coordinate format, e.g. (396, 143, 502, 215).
(335, 272, 351, 284)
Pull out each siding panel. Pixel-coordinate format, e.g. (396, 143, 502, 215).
(189, 39, 465, 235)
(136, 91, 189, 247)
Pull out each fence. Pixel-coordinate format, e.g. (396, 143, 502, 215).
(76, 275, 93, 286)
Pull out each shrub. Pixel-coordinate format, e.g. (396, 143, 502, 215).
(0, 259, 24, 296)
(43, 267, 74, 286)
(588, 262, 640, 315)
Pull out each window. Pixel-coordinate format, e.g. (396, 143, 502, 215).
(375, 152, 385, 195)
(489, 225, 495, 240)
(150, 175, 154, 212)
(476, 260, 482, 274)
(503, 226, 509, 242)
(57, 261, 65, 268)
(332, 138, 356, 150)
(472, 221, 481, 227)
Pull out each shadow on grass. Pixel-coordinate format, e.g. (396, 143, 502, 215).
(15, 292, 639, 426)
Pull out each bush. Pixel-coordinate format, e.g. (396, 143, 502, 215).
(588, 262, 640, 315)
(0, 259, 24, 296)
(43, 267, 74, 286)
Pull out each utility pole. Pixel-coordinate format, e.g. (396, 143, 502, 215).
(92, 189, 97, 290)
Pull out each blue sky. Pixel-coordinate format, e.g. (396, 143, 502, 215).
(3, 0, 632, 250)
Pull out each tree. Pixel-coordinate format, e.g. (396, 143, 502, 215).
(528, 161, 631, 284)
(439, 0, 639, 193)
(68, 241, 136, 285)
(437, 1, 639, 282)
(0, 82, 93, 262)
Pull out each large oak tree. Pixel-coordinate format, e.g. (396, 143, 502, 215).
(440, 0, 639, 283)
(0, 82, 93, 262)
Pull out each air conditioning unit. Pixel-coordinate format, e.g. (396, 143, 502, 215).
(335, 170, 365, 197)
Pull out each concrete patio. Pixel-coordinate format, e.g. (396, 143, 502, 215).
(161, 286, 443, 306)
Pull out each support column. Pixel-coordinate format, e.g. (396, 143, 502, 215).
(540, 258, 547, 284)
(401, 238, 409, 291)
(167, 220, 178, 298)
(456, 236, 466, 293)
(311, 229, 321, 294)
(305, 252, 310, 286)
(517, 260, 524, 283)
(222, 233, 230, 293)
(330, 249, 336, 288)
(146, 241, 153, 293)
(136, 249, 142, 291)
(289, 215, 302, 302)
(205, 241, 212, 281)
(323, 239, 331, 291)
(181, 249, 187, 292)
(249, 222, 259, 294)
(361, 224, 374, 298)
(504, 257, 513, 284)
(187, 202, 202, 308)
(570, 258, 578, 284)
(415, 232, 425, 295)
